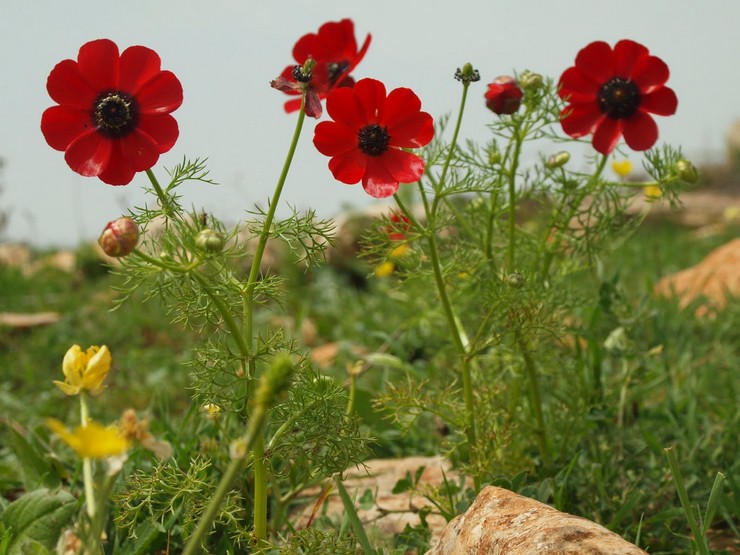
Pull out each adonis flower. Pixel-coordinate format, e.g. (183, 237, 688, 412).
(273, 19, 371, 118)
(558, 40, 677, 155)
(313, 78, 434, 198)
(53, 344, 112, 396)
(484, 76, 523, 115)
(41, 39, 183, 185)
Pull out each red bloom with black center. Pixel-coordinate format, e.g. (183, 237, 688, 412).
(275, 19, 371, 118)
(313, 78, 434, 198)
(558, 39, 677, 155)
(41, 39, 183, 185)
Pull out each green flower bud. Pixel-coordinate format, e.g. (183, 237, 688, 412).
(506, 271, 525, 288)
(254, 353, 295, 411)
(488, 148, 502, 166)
(195, 229, 224, 253)
(98, 217, 139, 257)
(520, 71, 543, 90)
(545, 151, 570, 169)
(675, 159, 698, 183)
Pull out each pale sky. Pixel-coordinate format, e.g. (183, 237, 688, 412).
(1, 0, 738, 247)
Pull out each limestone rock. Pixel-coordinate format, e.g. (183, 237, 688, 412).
(427, 486, 646, 555)
(654, 237, 740, 316)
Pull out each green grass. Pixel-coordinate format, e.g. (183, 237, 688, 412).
(1, 218, 738, 553)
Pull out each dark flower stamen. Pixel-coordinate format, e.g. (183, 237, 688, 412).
(93, 91, 138, 138)
(292, 65, 312, 83)
(327, 60, 350, 84)
(597, 77, 641, 119)
(357, 124, 390, 156)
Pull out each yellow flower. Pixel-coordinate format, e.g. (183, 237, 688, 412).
(374, 261, 395, 278)
(47, 418, 129, 459)
(202, 403, 222, 421)
(644, 185, 663, 200)
(53, 345, 111, 396)
(389, 243, 410, 259)
(611, 159, 632, 177)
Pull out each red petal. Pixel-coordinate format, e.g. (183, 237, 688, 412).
(41, 106, 92, 151)
(118, 130, 160, 171)
(640, 86, 678, 116)
(362, 157, 400, 198)
(136, 71, 183, 114)
(560, 104, 603, 138)
(353, 79, 386, 122)
(315, 19, 357, 61)
(613, 40, 648, 78)
(592, 117, 623, 154)
(97, 142, 136, 185)
(381, 148, 425, 184)
(632, 56, 670, 91)
(313, 121, 357, 156)
(77, 39, 120, 91)
(64, 132, 113, 177)
(622, 111, 659, 151)
(119, 45, 162, 94)
(558, 67, 599, 102)
(574, 41, 614, 84)
(46, 59, 97, 109)
(328, 150, 367, 184)
(136, 114, 179, 153)
(381, 87, 419, 124)
(284, 97, 303, 113)
(387, 111, 434, 148)
(325, 87, 365, 129)
(303, 91, 323, 118)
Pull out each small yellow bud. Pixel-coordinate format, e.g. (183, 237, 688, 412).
(545, 151, 570, 169)
(611, 159, 633, 177)
(644, 185, 663, 200)
(675, 159, 698, 183)
(374, 261, 395, 278)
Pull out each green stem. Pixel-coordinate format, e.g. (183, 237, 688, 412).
(183, 403, 268, 555)
(146, 169, 171, 215)
(436, 80, 470, 194)
(345, 374, 357, 416)
(79, 394, 96, 519)
(244, 105, 307, 386)
(506, 129, 524, 272)
(518, 335, 550, 466)
(252, 436, 268, 540)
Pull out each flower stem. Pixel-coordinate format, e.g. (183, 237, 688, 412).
(518, 335, 550, 466)
(506, 129, 524, 272)
(145, 169, 171, 215)
(78, 393, 96, 519)
(243, 104, 307, 387)
(252, 436, 268, 540)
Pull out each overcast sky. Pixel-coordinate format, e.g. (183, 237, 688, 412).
(1, 0, 738, 247)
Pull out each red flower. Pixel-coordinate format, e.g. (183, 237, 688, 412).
(313, 78, 434, 198)
(484, 76, 523, 115)
(275, 19, 371, 118)
(558, 40, 677, 155)
(41, 39, 183, 185)
(388, 212, 411, 241)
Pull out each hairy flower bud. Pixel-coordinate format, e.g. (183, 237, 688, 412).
(98, 217, 139, 257)
(520, 71, 543, 90)
(484, 76, 523, 115)
(675, 159, 698, 183)
(195, 229, 224, 253)
(545, 151, 570, 169)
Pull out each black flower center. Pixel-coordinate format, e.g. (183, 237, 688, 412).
(327, 60, 350, 84)
(597, 77, 641, 119)
(93, 91, 139, 138)
(357, 124, 390, 156)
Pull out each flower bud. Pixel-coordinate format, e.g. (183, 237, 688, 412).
(545, 151, 570, 169)
(519, 71, 543, 90)
(454, 63, 480, 84)
(506, 271, 525, 288)
(675, 159, 698, 183)
(195, 229, 224, 253)
(484, 76, 523, 115)
(98, 217, 139, 257)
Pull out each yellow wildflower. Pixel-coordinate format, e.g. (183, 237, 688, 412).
(53, 345, 111, 396)
(47, 418, 129, 459)
(202, 403, 222, 421)
(374, 261, 395, 278)
(389, 243, 410, 259)
(644, 185, 663, 200)
(611, 159, 632, 177)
